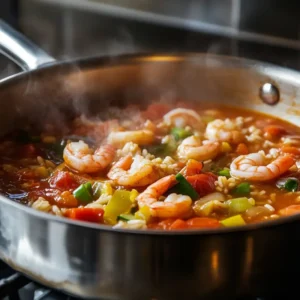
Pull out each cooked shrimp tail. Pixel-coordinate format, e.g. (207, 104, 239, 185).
(107, 130, 154, 147)
(63, 140, 115, 173)
(163, 108, 205, 130)
(205, 118, 244, 144)
(177, 136, 220, 161)
(107, 154, 159, 187)
(230, 152, 295, 181)
(137, 175, 192, 218)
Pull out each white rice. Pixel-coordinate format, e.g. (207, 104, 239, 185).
(52, 205, 63, 216)
(116, 142, 141, 158)
(215, 176, 240, 194)
(31, 197, 51, 212)
(264, 204, 275, 212)
(246, 126, 263, 143)
(86, 194, 111, 208)
(266, 148, 280, 159)
(113, 220, 147, 229)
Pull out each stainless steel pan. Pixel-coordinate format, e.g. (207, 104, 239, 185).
(0, 20, 300, 300)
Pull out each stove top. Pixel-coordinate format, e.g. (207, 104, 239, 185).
(0, 261, 78, 300)
(0, 260, 289, 300)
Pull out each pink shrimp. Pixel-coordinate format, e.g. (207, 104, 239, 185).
(137, 175, 192, 218)
(63, 140, 115, 173)
(177, 136, 220, 161)
(230, 152, 295, 181)
(107, 154, 159, 187)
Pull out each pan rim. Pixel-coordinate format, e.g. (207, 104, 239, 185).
(2, 51, 300, 86)
(0, 51, 300, 236)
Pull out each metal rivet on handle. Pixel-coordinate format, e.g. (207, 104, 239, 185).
(259, 83, 280, 105)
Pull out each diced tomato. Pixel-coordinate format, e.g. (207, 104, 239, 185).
(148, 218, 188, 230)
(278, 205, 300, 216)
(148, 218, 175, 230)
(186, 217, 220, 229)
(169, 219, 188, 230)
(281, 146, 300, 156)
(255, 119, 276, 129)
(141, 103, 172, 120)
(73, 120, 120, 141)
(66, 207, 104, 223)
(149, 217, 220, 230)
(175, 101, 194, 109)
(21, 181, 40, 189)
(28, 189, 45, 200)
(236, 143, 249, 155)
(186, 173, 217, 197)
(184, 159, 203, 176)
(20, 144, 37, 157)
(29, 188, 78, 208)
(264, 125, 287, 137)
(55, 191, 78, 207)
(17, 169, 37, 180)
(49, 171, 79, 190)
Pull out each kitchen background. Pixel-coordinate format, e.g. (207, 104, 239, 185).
(1, 0, 300, 80)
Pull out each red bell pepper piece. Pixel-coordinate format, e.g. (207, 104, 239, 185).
(278, 205, 300, 216)
(264, 125, 287, 137)
(148, 217, 220, 230)
(169, 219, 188, 230)
(66, 207, 104, 223)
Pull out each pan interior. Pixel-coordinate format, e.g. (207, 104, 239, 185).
(0, 54, 299, 138)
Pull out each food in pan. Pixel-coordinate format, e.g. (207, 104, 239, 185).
(0, 103, 299, 230)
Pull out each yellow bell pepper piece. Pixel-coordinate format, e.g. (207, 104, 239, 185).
(101, 182, 113, 195)
(220, 214, 246, 227)
(130, 189, 139, 202)
(104, 190, 132, 224)
(221, 142, 232, 153)
(135, 206, 151, 223)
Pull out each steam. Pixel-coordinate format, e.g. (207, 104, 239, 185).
(5, 6, 236, 140)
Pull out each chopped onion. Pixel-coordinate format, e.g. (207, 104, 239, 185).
(194, 192, 226, 206)
(193, 200, 228, 217)
(244, 206, 272, 220)
(193, 192, 227, 216)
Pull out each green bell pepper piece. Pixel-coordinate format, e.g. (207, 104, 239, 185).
(171, 127, 192, 141)
(170, 173, 199, 200)
(73, 182, 93, 203)
(227, 197, 253, 215)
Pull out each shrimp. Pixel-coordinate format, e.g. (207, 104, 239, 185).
(107, 129, 154, 147)
(177, 136, 220, 161)
(137, 175, 192, 218)
(205, 118, 245, 144)
(230, 152, 295, 181)
(63, 140, 115, 174)
(163, 108, 205, 130)
(107, 154, 159, 187)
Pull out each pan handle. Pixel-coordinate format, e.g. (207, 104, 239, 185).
(0, 20, 55, 71)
